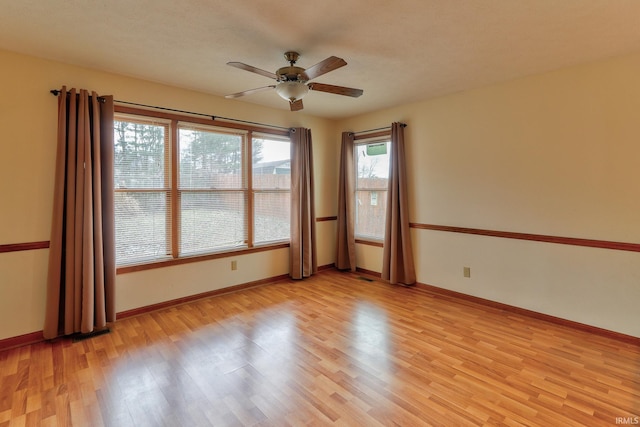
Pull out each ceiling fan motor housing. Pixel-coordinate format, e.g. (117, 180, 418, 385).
(276, 66, 308, 82)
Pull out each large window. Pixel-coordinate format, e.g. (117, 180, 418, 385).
(354, 140, 390, 240)
(114, 111, 291, 267)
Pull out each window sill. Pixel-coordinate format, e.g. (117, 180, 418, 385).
(116, 242, 290, 274)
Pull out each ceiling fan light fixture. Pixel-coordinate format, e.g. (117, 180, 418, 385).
(226, 52, 362, 111)
(275, 81, 309, 102)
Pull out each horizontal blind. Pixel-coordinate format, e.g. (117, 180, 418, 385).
(115, 191, 170, 263)
(180, 191, 247, 254)
(252, 135, 291, 244)
(254, 191, 290, 244)
(178, 123, 247, 254)
(114, 116, 170, 265)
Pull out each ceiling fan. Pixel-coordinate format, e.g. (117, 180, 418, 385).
(225, 51, 363, 111)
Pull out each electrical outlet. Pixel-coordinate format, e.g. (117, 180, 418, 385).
(463, 267, 471, 278)
(231, 260, 237, 271)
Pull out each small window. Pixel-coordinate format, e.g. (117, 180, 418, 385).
(354, 140, 390, 240)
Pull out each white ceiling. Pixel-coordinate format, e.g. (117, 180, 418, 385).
(2, 0, 640, 119)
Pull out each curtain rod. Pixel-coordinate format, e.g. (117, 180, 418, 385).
(49, 89, 294, 132)
(350, 122, 407, 136)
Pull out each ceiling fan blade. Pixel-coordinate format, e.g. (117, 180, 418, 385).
(227, 62, 278, 80)
(290, 99, 304, 111)
(225, 85, 276, 99)
(303, 56, 347, 80)
(308, 82, 363, 97)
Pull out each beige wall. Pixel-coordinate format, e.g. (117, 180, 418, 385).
(0, 49, 337, 340)
(338, 53, 640, 337)
(2, 47, 639, 341)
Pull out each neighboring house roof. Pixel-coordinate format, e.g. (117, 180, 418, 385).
(254, 159, 290, 174)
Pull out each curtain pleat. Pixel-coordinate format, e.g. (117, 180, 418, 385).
(100, 95, 116, 327)
(290, 128, 317, 279)
(44, 87, 116, 340)
(335, 132, 356, 271)
(382, 123, 416, 285)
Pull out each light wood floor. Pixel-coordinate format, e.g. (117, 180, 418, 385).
(1, 270, 639, 426)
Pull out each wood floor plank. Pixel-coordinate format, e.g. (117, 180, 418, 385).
(1, 269, 639, 426)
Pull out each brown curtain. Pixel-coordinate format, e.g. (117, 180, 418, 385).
(382, 122, 416, 285)
(290, 127, 317, 279)
(44, 87, 116, 340)
(335, 132, 356, 271)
